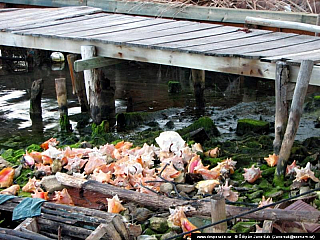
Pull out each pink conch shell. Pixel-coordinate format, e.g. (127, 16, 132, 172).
(187, 155, 201, 174)
(214, 158, 237, 175)
(195, 179, 220, 194)
(215, 180, 239, 202)
(258, 196, 273, 208)
(92, 169, 112, 183)
(264, 153, 278, 167)
(52, 188, 74, 206)
(243, 165, 262, 183)
(155, 131, 186, 153)
(107, 195, 126, 213)
(0, 167, 15, 188)
(204, 147, 220, 158)
(157, 163, 181, 181)
(0, 184, 20, 195)
(168, 208, 200, 236)
(22, 177, 41, 193)
(31, 188, 49, 200)
(28, 151, 43, 164)
(286, 160, 297, 176)
(84, 153, 106, 174)
(40, 138, 59, 150)
(294, 162, 320, 183)
(35, 163, 52, 175)
(191, 143, 203, 153)
(181, 217, 201, 236)
(23, 151, 35, 166)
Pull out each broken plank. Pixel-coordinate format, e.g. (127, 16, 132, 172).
(74, 56, 121, 72)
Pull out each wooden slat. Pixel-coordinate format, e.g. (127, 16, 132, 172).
(14, 14, 129, 35)
(100, 22, 220, 42)
(208, 35, 320, 57)
(74, 57, 121, 72)
(2, 7, 103, 31)
(129, 25, 236, 45)
(0, 8, 48, 21)
(262, 49, 320, 63)
(11, 12, 109, 32)
(189, 32, 297, 53)
(61, 18, 174, 38)
(159, 29, 273, 50)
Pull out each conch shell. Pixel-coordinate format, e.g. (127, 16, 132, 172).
(195, 179, 220, 194)
(258, 196, 273, 208)
(40, 138, 59, 150)
(215, 180, 239, 202)
(294, 162, 320, 183)
(191, 143, 203, 153)
(286, 160, 297, 176)
(31, 188, 49, 200)
(204, 147, 220, 158)
(106, 195, 126, 213)
(168, 208, 200, 236)
(52, 188, 74, 206)
(0, 167, 15, 188)
(243, 165, 262, 183)
(264, 153, 278, 167)
(155, 131, 186, 153)
(0, 184, 20, 195)
(22, 177, 41, 193)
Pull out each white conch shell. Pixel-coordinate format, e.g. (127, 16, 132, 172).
(155, 131, 186, 153)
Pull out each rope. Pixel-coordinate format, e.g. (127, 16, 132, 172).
(164, 186, 320, 240)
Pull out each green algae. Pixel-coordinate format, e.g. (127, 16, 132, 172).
(236, 119, 270, 136)
(231, 221, 257, 233)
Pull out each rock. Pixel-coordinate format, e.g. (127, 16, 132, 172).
(40, 175, 64, 193)
(247, 190, 263, 200)
(188, 128, 209, 144)
(168, 81, 181, 93)
(267, 190, 283, 199)
(132, 208, 153, 222)
(156, 180, 172, 192)
(231, 221, 256, 233)
(149, 217, 169, 233)
(176, 184, 195, 193)
(137, 235, 157, 240)
(188, 216, 211, 233)
(165, 120, 175, 129)
(0, 156, 12, 170)
(236, 119, 270, 136)
(160, 231, 178, 240)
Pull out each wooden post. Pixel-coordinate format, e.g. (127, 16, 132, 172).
(276, 60, 314, 176)
(55, 78, 71, 132)
(273, 61, 290, 155)
(67, 54, 89, 113)
(191, 69, 205, 110)
(316, 14, 320, 37)
(30, 79, 44, 133)
(210, 195, 227, 233)
(81, 45, 115, 126)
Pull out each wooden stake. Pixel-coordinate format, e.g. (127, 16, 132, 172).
(210, 195, 227, 233)
(30, 79, 44, 116)
(81, 45, 115, 126)
(316, 14, 320, 37)
(191, 69, 205, 110)
(277, 60, 314, 176)
(55, 78, 71, 132)
(273, 61, 290, 155)
(67, 54, 89, 113)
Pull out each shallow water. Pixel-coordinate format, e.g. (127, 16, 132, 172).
(0, 54, 319, 148)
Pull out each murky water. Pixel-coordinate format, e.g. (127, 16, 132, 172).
(1, 50, 320, 149)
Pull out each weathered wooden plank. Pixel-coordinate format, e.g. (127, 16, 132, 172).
(61, 18, 174, 38)
(129, 26, 235, 45)
(74, 56, 121, 72)
(0, 0, 318, 25)
(246, 16, 320, 34)
(0, 8, 47, 21)
(2, 7, 103, 31)
(14, 14, 129, 35)
(262, 49, 320, 63)
(0, 8, 20, 13)
(209, 35, 320, 57)
(192, 32, 296, 52)
(11, 12, 109, 32)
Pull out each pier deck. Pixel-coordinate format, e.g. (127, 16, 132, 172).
(1, 6, 320, 85)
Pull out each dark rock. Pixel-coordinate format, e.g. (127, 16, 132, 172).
(188, 128, 209, 144)
(168, 81, 181, 93)
(165, 120, 174, 129)
(149, 217, 169, 233)
(185, 173, 203, 184)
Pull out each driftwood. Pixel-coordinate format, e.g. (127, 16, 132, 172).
(55, 173, 320, 223)
(210, 195, 227, 233)
(55, 78, 71, 132)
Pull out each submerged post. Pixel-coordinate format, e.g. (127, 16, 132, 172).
(67, 54, 89, 113)
(210, 195, 227, 233)
(273, 61, 290, 155)
(191, 69, 205, 110)
(30, 79, 44, 133)
(55, 78, 71, 132)
(276, 60, 314, 177)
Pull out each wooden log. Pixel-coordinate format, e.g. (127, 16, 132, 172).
(0, 227, 51, 240)
(54, 173, 320, 223)
(245, 16, 320, 34)
(81, 45, 115, 126)
(86, 224, 108, 240)
(191, 69, 205, 110)
(273, 61, 290, 155)
(67, 54, 89, 113)
(277, 60, 314, 176)
(15, 218, 39, 233)
(55, 78, 71, 132)
(210, 195, 227, 233)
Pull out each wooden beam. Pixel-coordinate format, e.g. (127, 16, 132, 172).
(245, 16, 320, 34)
(277, 60, 314, 176)
(0, 31, 320, 86)
(74, 56, 121, 72)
